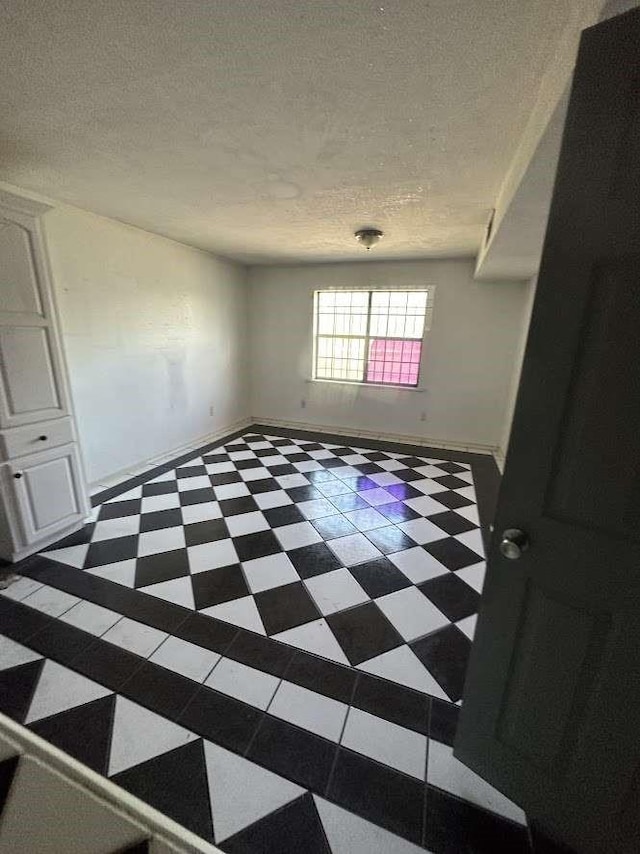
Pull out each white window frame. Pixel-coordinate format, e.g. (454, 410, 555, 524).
(311, 286, 435, 390)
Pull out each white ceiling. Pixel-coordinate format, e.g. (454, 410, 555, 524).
(0, 1, 582, 263)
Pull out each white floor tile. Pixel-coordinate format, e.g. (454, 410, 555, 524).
(141, 576, 195, 609)
(361, 487, 396, 507)
(150, 636, 220, 682)
(140, 493, 181, 512)
(226, 511, 269, 537)
(26, 661, 112, 724)
(85, 559, 137, 587)
(315, 479, 353, 498)
(375, 587, 449, 641)
(206, 656, 279, 709)
(0, 636, 43, 671)
(343, 508, 389, 532)
(253, 489, 293, 509)
(298, 498, 338, 520)
(275, 473, 310, 489)
(427, 740, 526, 824)
(149, 470, 178, 483)
(214, 481, 251, 500)
(403, 495, 448, 518)
(388, 547, 449, 583)
(177, 475, 213, 492)
(455, 528, 485, 557)
(102, 617, 168, 657)
(414, 465, 446, 479)
(22, 584, 80, 617)
(411, 478, 448, 496)
(273, 619, 350, 665)
(367, 472, 403, 486)
(242, 553, 299, 593)
(328, 533, 382, 567)
(201, 596, 266, 634)
(455, 485, 477, 502)
(456, 614, 477, 640)
(0, 576, 44, 601)
(357, 646, 449, 699)
(294, 460, 324, 473)
(268, 680, 348, 741)
(108, 696, 198, 776)
(42, 544, 89, 568)
(397, 517, 446, 545)
(187, 539, 239, 573)
(456, 504, 480, 525)
(180, 501, 222, 524)
(314, 796, 427, 854)
(212, 460, 244, 471)
(305, 568, 369, 615)
(137, 526, 185, 557)
(341, 707, 427, 779)
(456, 562, 486, 593)
(59, 600, 122, 635)
(274, 521, 322, 550)
(239, 468, 271, 482)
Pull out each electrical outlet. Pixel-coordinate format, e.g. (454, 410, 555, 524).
(209, 405, 214, 416)
(420, 411, 427, 422)
(300, 399, 307, 409)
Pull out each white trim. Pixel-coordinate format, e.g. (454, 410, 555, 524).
(88, 416, 252, 493)
(252, 416, 497, 456)
(494, 447, 507, 473)
(0, 713, 221, 853)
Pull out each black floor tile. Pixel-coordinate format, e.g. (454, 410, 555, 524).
(362, 451, 389, 462)
(0, 599, 52, 643)
(42, 523, 95, 550)
(305, 470, 338, 484)
(328, 749, 424, 844)
(179, 686, 261, 754)
(348, 557, 412, 598)
(29, 694, 116, 774)
(328, 493, 368, 513)
(263, 505, 305, 528)
(341, 475, 378, 492)
(71, 637, 145, 691)
(135, 549, 190, 588)
(429, 490, 474, 510)
(364, 525, 415, 555)
(233, 530, 282, 562)
(391, 468, 424, 483)
(311, 514, 357, 540)
(0, 660, 44, 722)
(418, 573, 480, 622)
(176, 612, 238, 654)
(427, 510, 477, 536)
(267, 463, 298, 476)
(285, 650, 356, 704)
(254, 582, 321, 635)
(219, 496, 259, 517)
(184, 519, 230, 547)
(176, 464, 207, 478)
(85, 536, 139, 568)
(287, 452, 312, 463)
(355, 462, 384, 475)
(112, 740, 214, 843)
(246, 478, 281, 495)
(142, 481, 178, 497)
(287, 543, 343, 579)
(139, 508, 183, 533)
(27, 619, 95, 666)
(0, 756, 19, 813)
(210, 472, 243, 486)
(433, 475, 470, 490)
(429, 698, 460, 748)
(225, 629, 295, 677)
(397, 457, 426, 468)
(326, 602, 403, 666)
(234, 458, 263, 471)
(424, 538, 482, 571)
(424, 786, 530, 853)
(222, 793, 331, 854)
(410, 625, 471, 702)
(352, 673, 429, 734)
(298, 442, 323, 451)
(120, 661, 200, 720)
(247, 716, 336, 792)
(203, 452, 231, 464)
(385, 483, 424, 501)
(180, 487, 217, 506)
(378, 501, 421, 523)
(435, 461, 468, 475)
(286, 485, 322, 502)
(98, 500, 142, 520)
(192, 564, 249, 609)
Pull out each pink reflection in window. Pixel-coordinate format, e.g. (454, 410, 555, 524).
(366, 339, 422, 385)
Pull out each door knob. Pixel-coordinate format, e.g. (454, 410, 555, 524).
(500, 528, 529, 560)
(38, 435, 47, 441)
(13, 472, 22, 479)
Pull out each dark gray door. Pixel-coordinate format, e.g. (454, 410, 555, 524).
(455, 8, 640, 853)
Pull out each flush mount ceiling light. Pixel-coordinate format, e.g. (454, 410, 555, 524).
(355, 228, 384, 250)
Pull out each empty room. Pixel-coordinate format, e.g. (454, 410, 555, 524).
(0, 2, 638, 853)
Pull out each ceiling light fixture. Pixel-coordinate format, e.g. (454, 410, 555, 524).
(355, 228, 383, 250)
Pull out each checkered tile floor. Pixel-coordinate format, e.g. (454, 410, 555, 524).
(42, 432, 485, 703)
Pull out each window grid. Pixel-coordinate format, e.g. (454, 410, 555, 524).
(313, 289, 431, 387)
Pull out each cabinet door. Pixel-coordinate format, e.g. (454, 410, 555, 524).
(0, 213, 70, 427)
(8, 443, 88, 546)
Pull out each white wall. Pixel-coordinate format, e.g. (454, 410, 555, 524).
(496, 275, 537, 468)
(248, 260, 529, 451)
(44, 207, 249, 483)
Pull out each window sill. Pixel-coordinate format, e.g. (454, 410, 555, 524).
(306, 378, 426, 393)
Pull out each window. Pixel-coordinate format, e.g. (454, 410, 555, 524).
(313, 289, 433, 387)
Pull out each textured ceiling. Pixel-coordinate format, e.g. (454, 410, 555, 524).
(0, 1, 580, 262)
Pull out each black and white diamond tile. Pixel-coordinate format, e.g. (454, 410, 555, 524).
(40, 431, 486, 703)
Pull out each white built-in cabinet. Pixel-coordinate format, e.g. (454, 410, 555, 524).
(0, 190, 89, 562)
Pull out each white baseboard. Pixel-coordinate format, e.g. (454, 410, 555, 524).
(252, 416, 498, 457)
(88, 416, 252, 494)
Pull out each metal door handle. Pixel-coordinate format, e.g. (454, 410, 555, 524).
(13, 473, 22, 479)
(500, 528, 529, 559)
(38, 435, 47, 441)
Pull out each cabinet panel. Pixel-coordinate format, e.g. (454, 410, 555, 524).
(0, 417, 74, 461)
(9, 444, 87, 545)
(0, 220, 43, 316)
(0, 326, 65, 426)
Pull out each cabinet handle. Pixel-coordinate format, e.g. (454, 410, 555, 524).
(38, 435, 48, 441)
(13, 473, 22, 479)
